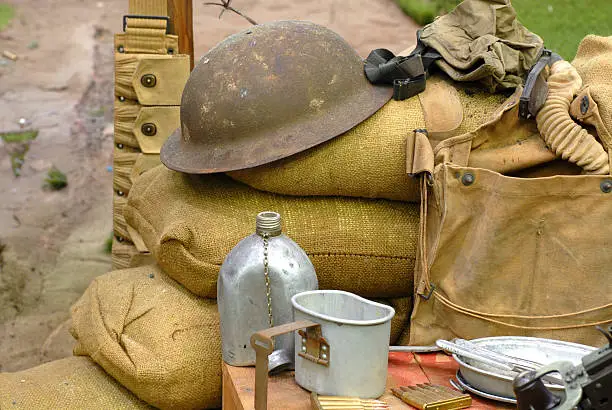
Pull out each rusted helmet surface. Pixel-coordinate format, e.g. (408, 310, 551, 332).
(161, 20, 393, 174)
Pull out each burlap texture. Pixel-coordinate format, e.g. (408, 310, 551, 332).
(0, 357, 152, 409)
(387, 296, 413, 345)
(70, 265, 222, 409)
(228, 76, 507, 202)
(124, 166, 419, 299)
(572, 35, 612, 142)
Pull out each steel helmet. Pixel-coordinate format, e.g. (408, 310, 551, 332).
(161, 20, 393, 174)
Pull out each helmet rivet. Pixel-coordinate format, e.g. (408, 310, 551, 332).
(461, 173, 475, 186)
(141, 74, 157, 88)
(601, 180, 612, 193)
(141, 123, 157, 136)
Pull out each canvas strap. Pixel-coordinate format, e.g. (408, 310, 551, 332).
(116, 0, 178, 54)
(406, 129, 434, 297)
(433, 291, 612, 330)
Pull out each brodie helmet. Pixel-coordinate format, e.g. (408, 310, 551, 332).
(161, 20, 392, 174)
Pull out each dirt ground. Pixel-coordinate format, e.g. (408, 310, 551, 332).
(0, 0, 418, 372)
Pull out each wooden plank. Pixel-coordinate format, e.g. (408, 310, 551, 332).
(415, 353, 514, 409)
(167, 0, 194, 69)
(223, 353, 512, 410)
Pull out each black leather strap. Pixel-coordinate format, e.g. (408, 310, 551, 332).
(364, 30, 441, 101)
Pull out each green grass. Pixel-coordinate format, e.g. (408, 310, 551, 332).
(44, 167, 68, 190)
(395, 0, 612, 60)
(1, 130, 38, 177)
(512, 0, 612, 60)
(104, 232, 114, 254)
(395, 0, 459, 25)
(1, 130, 39, 143)
(0, 3, 14, 31)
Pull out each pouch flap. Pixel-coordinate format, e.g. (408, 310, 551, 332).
(132, 55, 189, 105)
(131, 153, 161, 182)
(406, 129, 434, 176)
(133, 106, 180, 153)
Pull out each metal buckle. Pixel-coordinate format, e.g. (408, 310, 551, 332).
(298, 326, 330, 367)
(393, 74, 426, 101)
(420, 283, 436, 301)
(122, 15, 170, 34)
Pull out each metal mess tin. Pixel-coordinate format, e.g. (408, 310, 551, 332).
(453, 336, 595, 400)
(292, 290, 396, 398)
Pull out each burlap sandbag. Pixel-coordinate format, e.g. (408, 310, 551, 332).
(0, 357, 152, 409)
(228, 76, 507, 202)
(124, 166, 419, 299)
(70, 265, 222, 409)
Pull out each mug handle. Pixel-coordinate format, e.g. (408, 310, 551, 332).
(250, 320, 320, 410)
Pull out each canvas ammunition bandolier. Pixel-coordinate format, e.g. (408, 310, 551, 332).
(112, 0, 190, 269)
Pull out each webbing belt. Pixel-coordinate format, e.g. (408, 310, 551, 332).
(118, 0, 176, 55)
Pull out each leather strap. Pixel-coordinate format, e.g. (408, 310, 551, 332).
(364, 31, 442, 101)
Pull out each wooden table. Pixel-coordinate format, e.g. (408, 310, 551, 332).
(222, 352, 513, 409)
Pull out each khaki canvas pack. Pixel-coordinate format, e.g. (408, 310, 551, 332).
(409, 36, 612, 347)
(124, 166, 420, 299)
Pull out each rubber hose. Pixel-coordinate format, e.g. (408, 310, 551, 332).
(536, 60, 609, 174)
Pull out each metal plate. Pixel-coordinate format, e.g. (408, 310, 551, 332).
(452, 336, 595, 399)
(455, 371, 516, 404)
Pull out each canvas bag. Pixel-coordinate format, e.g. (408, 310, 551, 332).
(408, 91, 612, 347)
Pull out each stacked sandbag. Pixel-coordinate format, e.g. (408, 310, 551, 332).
(68, 264, 412, 408)
(70, 265, 222, 409)
(124, 166, 420, 299)
(0, 357, 152, 409)
(228, 76, 508, 201)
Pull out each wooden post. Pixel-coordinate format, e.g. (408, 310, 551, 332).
(167, 0, 195, 70)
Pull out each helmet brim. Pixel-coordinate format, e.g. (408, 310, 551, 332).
(161, 83, 393, 174)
